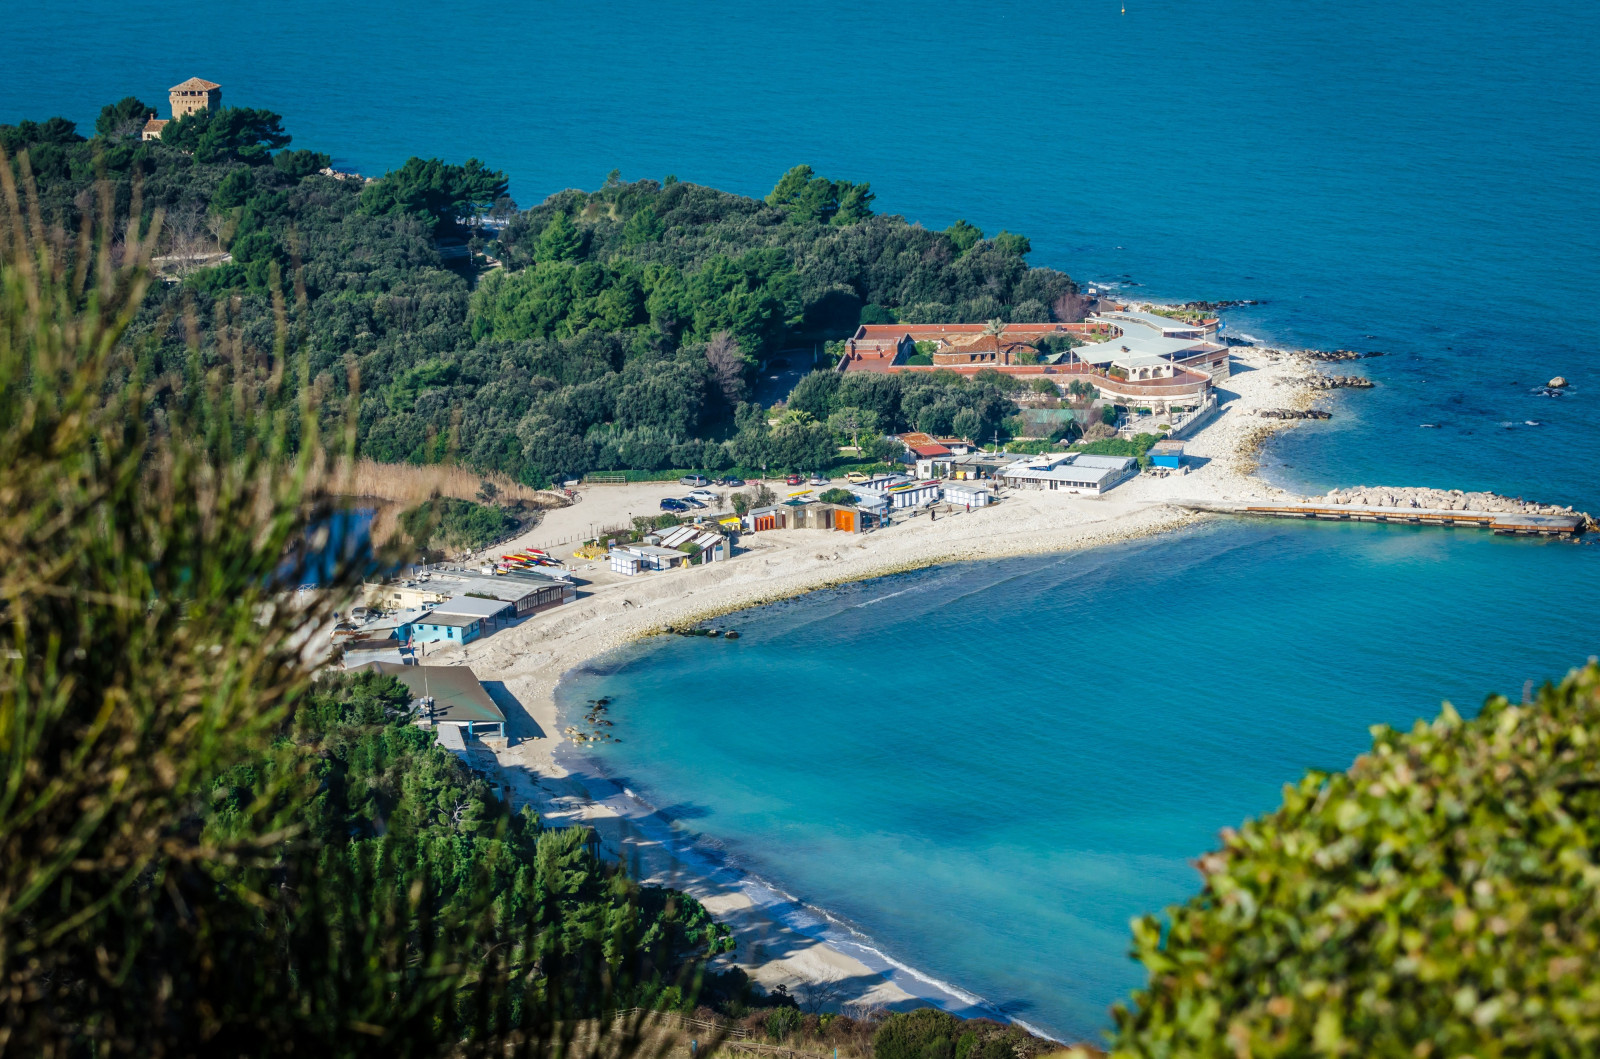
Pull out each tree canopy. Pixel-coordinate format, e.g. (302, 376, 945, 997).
(159, 105, 292, 164)
(360, 155, 511, 234)
(3, 102, 1079, 488)
(95, 95, 151, 139)
(765, 164, 875, 225)
(1086, 662, 1600, 1058)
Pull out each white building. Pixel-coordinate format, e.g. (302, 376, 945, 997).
(884, 479, 941, 509)
(608, 543, 694, 576)
(943, 481, 994, 508)
(998, 453, 1137, 495)
(651, 524, 729, 562)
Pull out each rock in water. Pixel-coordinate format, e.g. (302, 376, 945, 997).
(1549, 376, 1568, 388)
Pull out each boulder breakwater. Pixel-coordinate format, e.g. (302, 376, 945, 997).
(1178, 490, 1593, 537)
(1321, 486, 1584, 521)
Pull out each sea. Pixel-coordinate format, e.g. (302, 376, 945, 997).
(8, 0, 1598, 1042)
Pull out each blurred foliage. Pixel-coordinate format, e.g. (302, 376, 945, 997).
(0, 152, 730, 1056)
(1082, 663, 1600, 1057)
(398, 496, 520, 551)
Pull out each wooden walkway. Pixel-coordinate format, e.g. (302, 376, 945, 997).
(1177, 500, 1587, 537)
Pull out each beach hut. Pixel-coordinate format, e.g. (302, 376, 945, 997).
(943, 481, 994, 508)
(1149, 439, 1185, 468)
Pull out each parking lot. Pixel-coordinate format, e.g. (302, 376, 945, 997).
(497, 476, 835, 563)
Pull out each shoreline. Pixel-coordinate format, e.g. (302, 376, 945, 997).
(545, 731, 1047, 1033)
(418, 345, 1326, 1024)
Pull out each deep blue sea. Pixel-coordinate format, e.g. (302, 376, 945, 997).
(9, 0, 1599, 1041)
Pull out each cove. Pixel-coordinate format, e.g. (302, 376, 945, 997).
(557, 521, 1600, 1041)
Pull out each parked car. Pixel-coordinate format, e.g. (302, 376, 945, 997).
(785, 474, 803, 485)
(809, 474, 829, 486)
(659, 497, 688, 511)
(688, 489, 719, 504)
(679, 474, 710, 487)
(719, 476, 745, 487)
(679, 496, 706, 509)
(844, 472, 869, 484)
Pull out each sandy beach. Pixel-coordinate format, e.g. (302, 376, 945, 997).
(405, 346, 1324, 1021)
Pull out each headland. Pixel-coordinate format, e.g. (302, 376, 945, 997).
(376, 342, 1326, 1017)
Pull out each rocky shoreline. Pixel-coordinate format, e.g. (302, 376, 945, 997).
(1305, 373, 1374, 389)
(1258, 408, 1332, 420)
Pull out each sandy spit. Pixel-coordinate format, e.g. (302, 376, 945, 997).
(408, 347, 1322, 1019)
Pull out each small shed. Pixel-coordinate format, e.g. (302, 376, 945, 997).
(608, 550, 644, 576)
(885, 479, 942, 509)
(1149, 440, 1185, 468)
(943, 481, 994, 508)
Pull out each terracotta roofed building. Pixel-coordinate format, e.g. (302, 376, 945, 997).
(169, 77, 221, 119)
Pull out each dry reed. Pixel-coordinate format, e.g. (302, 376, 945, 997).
(340, 458, 563, 507)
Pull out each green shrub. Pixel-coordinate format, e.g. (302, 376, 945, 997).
(873, 1009, 962, 1059)
(766, 1006, 803, 1041)
(819, 487, 855, 504)
(1090, 663, 1600, 1058)
(1072, 433, 1157, 459)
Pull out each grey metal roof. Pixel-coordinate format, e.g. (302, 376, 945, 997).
(1072, 454, 1137, 470)
(1100, 310, 1209, 335)
(1001, 464, 1119, 485)
(430, 595, 514, 619)
(351, 662, 506, 726)
(1070, 335, 1213, 365)
(416, 613, 482, 628)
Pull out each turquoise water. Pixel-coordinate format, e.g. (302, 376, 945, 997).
(559, 526, 1600, 1038)
(9, 0, 1600, 1041)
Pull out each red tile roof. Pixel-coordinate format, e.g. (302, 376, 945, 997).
(909, 444, 952, 457)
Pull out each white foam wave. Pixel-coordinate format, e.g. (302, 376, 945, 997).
(550, 746, 1062, 1040)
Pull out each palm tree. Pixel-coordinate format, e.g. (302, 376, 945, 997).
(982, 317, 1008, 363)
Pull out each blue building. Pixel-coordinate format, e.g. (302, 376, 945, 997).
(1149, 439, 1185, 469)
(407, 613, 484, 645)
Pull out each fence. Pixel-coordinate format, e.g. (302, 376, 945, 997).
(1118, 394, 1219, 441)
(584, 472, 629, 485)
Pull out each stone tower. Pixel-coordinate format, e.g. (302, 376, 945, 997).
(168, 77, 221, 119)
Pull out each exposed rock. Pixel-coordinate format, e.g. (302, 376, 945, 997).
(1306, 349, 1387, 361)
(1258, 408, 1332, 420)
(1321, 485, 1587, 521)
(1305, 373, 1375, 390)
(1549, 376, 1568, 388)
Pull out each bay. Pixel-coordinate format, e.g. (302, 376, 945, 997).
(8, 0, 1599, 1040)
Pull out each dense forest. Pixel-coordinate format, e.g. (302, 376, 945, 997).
(213, 670, 741, 1011)
(2, 99, 1085, 485)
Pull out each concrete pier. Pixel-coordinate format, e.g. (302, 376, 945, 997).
(1176, 500, 1587, 537)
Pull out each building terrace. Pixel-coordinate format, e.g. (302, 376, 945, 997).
(836, 313, 1224, 413)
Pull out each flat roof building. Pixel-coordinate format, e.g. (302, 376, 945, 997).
(351, 661, 506, 744)
(998, 453, 1137, 495)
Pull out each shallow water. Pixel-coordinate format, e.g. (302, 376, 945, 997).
(11, 0, 1599, 1041)
(561, 524, 1600, 1038)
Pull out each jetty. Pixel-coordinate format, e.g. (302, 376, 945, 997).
(1177, 499, 1587, 537)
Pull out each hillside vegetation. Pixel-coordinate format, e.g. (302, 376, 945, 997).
(4, 104, 1081, 486)
(1081, 663, 1600, 1058)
